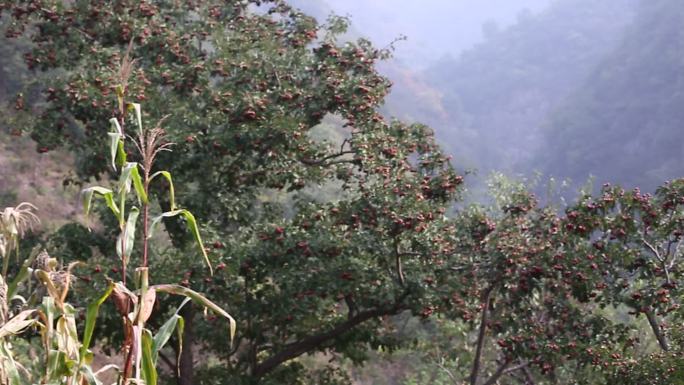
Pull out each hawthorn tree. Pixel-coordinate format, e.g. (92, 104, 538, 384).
(559, 181, 684, 384)
(422, 177, 635, 385)
(2, 1, 463, 383)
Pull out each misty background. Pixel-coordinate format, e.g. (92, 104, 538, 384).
(292, 0, 684, 196)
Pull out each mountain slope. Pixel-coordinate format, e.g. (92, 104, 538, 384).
(536, 0, 684, 189)
(420, 0, 639, 176)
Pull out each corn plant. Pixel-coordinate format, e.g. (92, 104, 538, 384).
(0, 57, 234, 382)
(0, 205, 107, 384)
(0, 203, 39, 278)
(81, 99, 235, 384)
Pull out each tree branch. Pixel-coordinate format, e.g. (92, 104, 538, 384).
(642, 238, 663, 263)
(300, 150, 355, 166)
(253, 294, 408, 377)
(482, 360, 528, 385)
(481, 359, 510, 385)
(470, 285, 496, 385)
(645, 309, 669, 351)
(521, 363, 536, 385)
(435, 359, 457, 382)
(394, 237, 405, 286)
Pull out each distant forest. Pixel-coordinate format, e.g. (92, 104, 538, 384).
(329, 0, 683, 193)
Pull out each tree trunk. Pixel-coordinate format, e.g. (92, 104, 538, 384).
(177, 304, 195, 385)
(645, 310, 669, 352)
(469, 285, 495, 385)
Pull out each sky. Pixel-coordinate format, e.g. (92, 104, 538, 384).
(293, 0, 556, 68)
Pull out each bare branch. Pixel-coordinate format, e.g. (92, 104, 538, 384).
(642, 238, 663, 263)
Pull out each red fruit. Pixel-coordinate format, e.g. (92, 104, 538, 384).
(382, 147, 398, 158)
(420, 306, 434, 318)
(274, 226, 284, 234)
(94, 265, 102, 273)
(185, 135, 195, 143)
(213, 241, 224, 249)
(340, 272, 353, 281)
(243, 109, 257, 120)
(38, 147, 49, 153)
(216, 262, 226, 271)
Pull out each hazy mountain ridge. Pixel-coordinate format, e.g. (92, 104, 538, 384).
(536, 0, 684, 190)
(418, 0, 640, 178)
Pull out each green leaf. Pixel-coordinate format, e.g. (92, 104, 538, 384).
(107, 132, 122, 171)
(40, 296, 56, 340)
(128, 102, 143, 138)
(141, 329, 158, 385)
(116, 207, 140, 261)
(79, 365, 104, 385)
(115, 85, 124, 113)
(108, 117, 124, 170)
(149, 209, 212, 274)
(109, 117, 123, 136)
(82, 186, 120, 224)
(46, 349, 71, 379)
(152, 312, 184, 364)
(152, 284, 235, 344)
(8, 250, 38, 299)
(80, 282, 114, 358)
(151, 171, 176, 210)
(0, 342, 22, 385)
(119, 162, 147, 204)
(117, 139, 127, 168)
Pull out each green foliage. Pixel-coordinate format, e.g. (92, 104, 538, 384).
(1, 1, 463, 383)
(2, 1, 684, 384)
